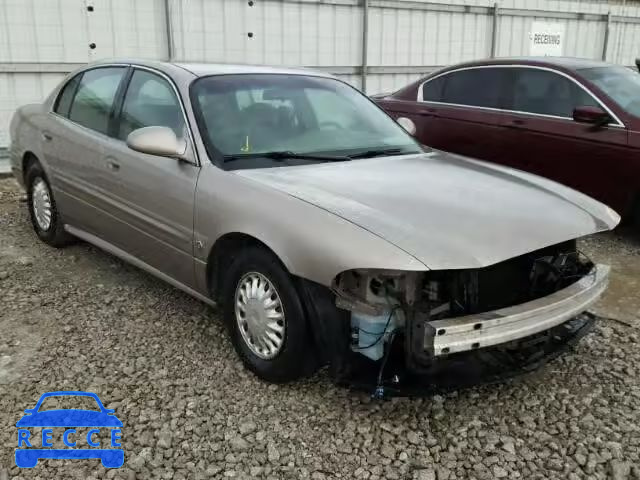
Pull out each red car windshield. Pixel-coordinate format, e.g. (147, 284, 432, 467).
(581, 66, 640, 118)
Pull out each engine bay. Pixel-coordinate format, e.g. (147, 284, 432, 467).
(330, 240, 597, 396)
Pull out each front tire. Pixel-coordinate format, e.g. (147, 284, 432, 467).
(25, 161, 73, 247)
(222, 247, 316, 382)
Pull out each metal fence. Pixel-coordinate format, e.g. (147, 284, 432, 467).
(1, 0, 640, 147)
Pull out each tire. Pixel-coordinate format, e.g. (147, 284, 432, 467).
(222, 246, 316, 383)
(25, 160, 73, 247)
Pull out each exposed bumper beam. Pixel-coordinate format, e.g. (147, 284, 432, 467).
(428, 264, 610, 356)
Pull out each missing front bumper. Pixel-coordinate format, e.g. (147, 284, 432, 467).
(424, 263, 608, 357)
(299, 264, 608, 397)
(345, 312, 597, 397)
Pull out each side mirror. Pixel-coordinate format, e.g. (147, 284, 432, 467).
(396, 117, 416, 136)
(572, 106, 611, 126)
(126, 126, 188, 159)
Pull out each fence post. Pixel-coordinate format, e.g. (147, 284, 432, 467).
(490, 2, 499, 58)
(602, 11, 611, 61)
(361, 0, 369, 92)
(164, 0, 174, 61)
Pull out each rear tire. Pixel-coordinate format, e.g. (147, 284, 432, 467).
(25, 161, 73, 247)
(222, 246, 316, 382)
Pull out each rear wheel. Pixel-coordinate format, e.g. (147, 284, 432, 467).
(222, 247, 316, 382)
(25, 161, 73, 247)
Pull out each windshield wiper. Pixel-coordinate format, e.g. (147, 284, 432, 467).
(348, 148, 408, 159)
(223, 151, 350, 163)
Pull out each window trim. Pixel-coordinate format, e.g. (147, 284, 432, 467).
(53, 72, 83, 117)
(112, 65, 199, 166)
(439, 68, 509, 111)
(50, 64, 130, 139)
(418, 64, 625, 128)
(49, 63, 199, 166)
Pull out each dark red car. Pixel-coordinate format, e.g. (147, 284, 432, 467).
(375, 57, 640, 222)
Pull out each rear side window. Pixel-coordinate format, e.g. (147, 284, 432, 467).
(117, 69, 185, 140)
(509, 68, 599, 118)
(54, 74, 82, 117)
(441, 68, 507, 108)
(69, 67, 126, 135)
(421, 75, 445, 102)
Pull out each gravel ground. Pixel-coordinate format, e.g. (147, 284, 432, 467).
(0, 177, 639, 480)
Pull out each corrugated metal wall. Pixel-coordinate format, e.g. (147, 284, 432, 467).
(171, 1, 363, 66)
(2, 0, 640, 147)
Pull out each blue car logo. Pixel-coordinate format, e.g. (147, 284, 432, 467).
(15, 391, 123, 468)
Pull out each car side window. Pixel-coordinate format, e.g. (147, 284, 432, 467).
(68, 67, 126, 135)
(441, 68, 506, 108)
(54, 74, 82, 117)
(118, 69, 185, 141)
(510, 68, 599, 118)
(421, 75, 445, 102)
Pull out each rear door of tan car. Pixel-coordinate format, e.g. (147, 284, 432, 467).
(46, 66, 129, 238)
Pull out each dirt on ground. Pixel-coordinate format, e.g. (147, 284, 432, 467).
(0, 177, 639, 480)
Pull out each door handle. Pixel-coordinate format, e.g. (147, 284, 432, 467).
(418, 108, 437, 116)
(42, 132, 53, 142)
(106, 160, 120, 172)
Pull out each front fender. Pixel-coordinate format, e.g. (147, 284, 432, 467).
(194, 165, 428, 288)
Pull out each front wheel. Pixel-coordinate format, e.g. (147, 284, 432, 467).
(222, 247, 316, 382)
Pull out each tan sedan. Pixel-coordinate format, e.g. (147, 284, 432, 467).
(9, 60, 618, 394)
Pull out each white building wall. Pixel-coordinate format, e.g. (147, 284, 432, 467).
(2, 0, 640, 147)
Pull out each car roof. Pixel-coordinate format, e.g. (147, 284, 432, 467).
(444, 56, 616, 72)
(89, 58, 335, 79)
(387, 56, 621, 101)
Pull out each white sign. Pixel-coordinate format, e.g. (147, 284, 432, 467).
(529, 22, 565, 56)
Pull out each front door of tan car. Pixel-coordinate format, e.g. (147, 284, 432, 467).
(98, 68, 200, 288)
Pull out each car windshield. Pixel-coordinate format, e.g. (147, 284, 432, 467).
(190, 74, 422, 168)
(580, 66, 640, 117)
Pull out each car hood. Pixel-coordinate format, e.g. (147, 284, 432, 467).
(234, 151, 620, 270)
(16, 409, 123, 427)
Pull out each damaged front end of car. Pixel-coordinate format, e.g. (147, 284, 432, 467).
(302, 240, 609, 397)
